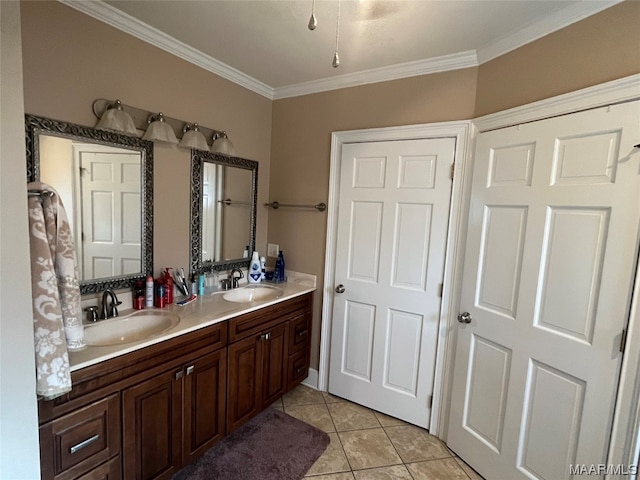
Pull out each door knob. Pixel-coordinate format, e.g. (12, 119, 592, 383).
(457, 312, 472, 324)
(335, 284, 345, 294)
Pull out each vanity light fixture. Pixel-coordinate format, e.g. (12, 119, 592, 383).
(95, 99, 137, 135)
(142, 112, 178, 144)
(211, 131, 236, 156)
(179, 123, 209, 150)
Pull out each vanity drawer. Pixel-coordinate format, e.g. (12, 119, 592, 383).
(228, 293, 312, 343)
(287, 347, 310, 391)
(288, 312, 311, 355)
(39, 394, 120, 480)
(76, 456, 121, 480)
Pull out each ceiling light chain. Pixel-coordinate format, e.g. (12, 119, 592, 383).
(308, 0, 317, 30)
(332, 0, 341, 68)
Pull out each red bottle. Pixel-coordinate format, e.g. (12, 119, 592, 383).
(163, 268, 174, 305)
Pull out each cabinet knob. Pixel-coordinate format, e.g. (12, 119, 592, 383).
(186, 365, 195, 375)
(175, 371, 183, 380)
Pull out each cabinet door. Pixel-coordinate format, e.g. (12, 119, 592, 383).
(227, 334, 262, 433)
(262, 322, 289, 409)
(183, 349, 227, 464)
(122, 369, 182, 480)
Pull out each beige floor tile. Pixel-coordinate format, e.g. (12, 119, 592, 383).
(406, 458, 469, 480)
(285, 403, 336, 433)
(373, 411, 406, 427)
(305, 473, 355, 480)
(352, 465, 413, 480)
(283, 384, 325, 407)
(384, 425, 450, 463)
(323, 392, 348, 403)
(328, 402, 381, 431)
(455, 457, 484, 480)
(268, 397, 284, 410)
(338, 428, 402, 470)
(305, 432, 351, 476)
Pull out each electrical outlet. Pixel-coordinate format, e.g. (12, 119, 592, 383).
(267, 243, 279, 257)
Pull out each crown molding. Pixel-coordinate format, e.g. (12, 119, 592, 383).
(476, 0, 623, 64)
(273, 51, 478, 100)
(473, 74, 640, 132)
(59, 0, 619, 100)
(58, 0, 275, 99)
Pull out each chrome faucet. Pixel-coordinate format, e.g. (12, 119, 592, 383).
(230, 268, 244, 289)
(101, 289, 122, 319)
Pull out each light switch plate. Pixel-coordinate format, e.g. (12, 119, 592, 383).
(267, 243, 279, 257)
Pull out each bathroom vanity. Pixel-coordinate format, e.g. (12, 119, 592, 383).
(37, 280, 314, 480)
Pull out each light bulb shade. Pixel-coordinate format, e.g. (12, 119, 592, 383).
(179, 123, 209, 150)
(211, 132, 236, 156)
(95, 100, 137, 135)
(142, 113, 178, 144)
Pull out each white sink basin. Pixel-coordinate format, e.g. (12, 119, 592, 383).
(84, 310, 180, 347)
(222, 285, 284, 303)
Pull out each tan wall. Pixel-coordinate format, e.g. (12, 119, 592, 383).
(270, 1, 640, 371)
(475, 1, 640, 116)
(20, 1, 273, 277)
(20, 0, 639, 375)
(270, 69, 479, 368)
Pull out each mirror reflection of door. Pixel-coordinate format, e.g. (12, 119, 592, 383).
(39, 136, 142, 281)
(76, 145, 141, 280)
(202, 162, 223, 263)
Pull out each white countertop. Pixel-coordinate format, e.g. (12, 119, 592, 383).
(69, 272, 316, 372)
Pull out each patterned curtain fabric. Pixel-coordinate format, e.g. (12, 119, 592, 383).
(27, 181, 85, 400)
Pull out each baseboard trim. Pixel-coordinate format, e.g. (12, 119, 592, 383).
(302, 368, 319, 390)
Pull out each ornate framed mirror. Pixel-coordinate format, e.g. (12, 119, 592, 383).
(25, 114, 154, 294)
(190, 150, 258, 274)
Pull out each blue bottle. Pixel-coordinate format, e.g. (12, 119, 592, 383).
(276, 251, 285, 282)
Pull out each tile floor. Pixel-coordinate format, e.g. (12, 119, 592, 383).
(272, 384, 484, 480)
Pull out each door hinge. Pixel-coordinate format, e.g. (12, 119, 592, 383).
(620, 328, 628, 354)
(428, 395, 433, 409)
(450, 163, 455, 180)
(438, 283, 443, 298)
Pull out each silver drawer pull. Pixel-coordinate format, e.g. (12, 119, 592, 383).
(296, 329, 308, 337)
(70, 434, 100, 454)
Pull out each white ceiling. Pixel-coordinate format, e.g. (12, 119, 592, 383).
(63, 0, 619, 99)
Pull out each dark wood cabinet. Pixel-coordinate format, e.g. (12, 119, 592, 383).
(122, 348, 227, 480)
(227, 293, 313, 432)
(39, 394, 120, 480)
(122, 369, 182, 480)
(38, 292, 312, 479)
(182, 348, 227, 464)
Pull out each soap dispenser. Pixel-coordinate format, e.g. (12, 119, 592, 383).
(248, 251, 262, 283)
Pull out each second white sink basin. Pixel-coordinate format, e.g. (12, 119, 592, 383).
(84, 310, 180, 347)
(223, 285, 284, 303)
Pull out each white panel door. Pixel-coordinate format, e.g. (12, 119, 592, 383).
(329, 138, 455, 427)
(447, 101, 640, 479)
(80, 151, 141, 279)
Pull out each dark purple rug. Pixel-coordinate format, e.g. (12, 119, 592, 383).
(172, 408, 330, 480)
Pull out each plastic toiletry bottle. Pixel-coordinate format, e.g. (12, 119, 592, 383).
(198, 274, 205, 296)
(145, 274, 154, 308)
(248, 251, 262, 283)
(277, 251, 285, 282)
(274, 253, 282, 282)
(260, 256, 266, 281)
(163, 268, 174, 305)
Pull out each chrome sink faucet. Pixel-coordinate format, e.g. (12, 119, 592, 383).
(101, 289, 122, 319)
(230, 268, 244, 289)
